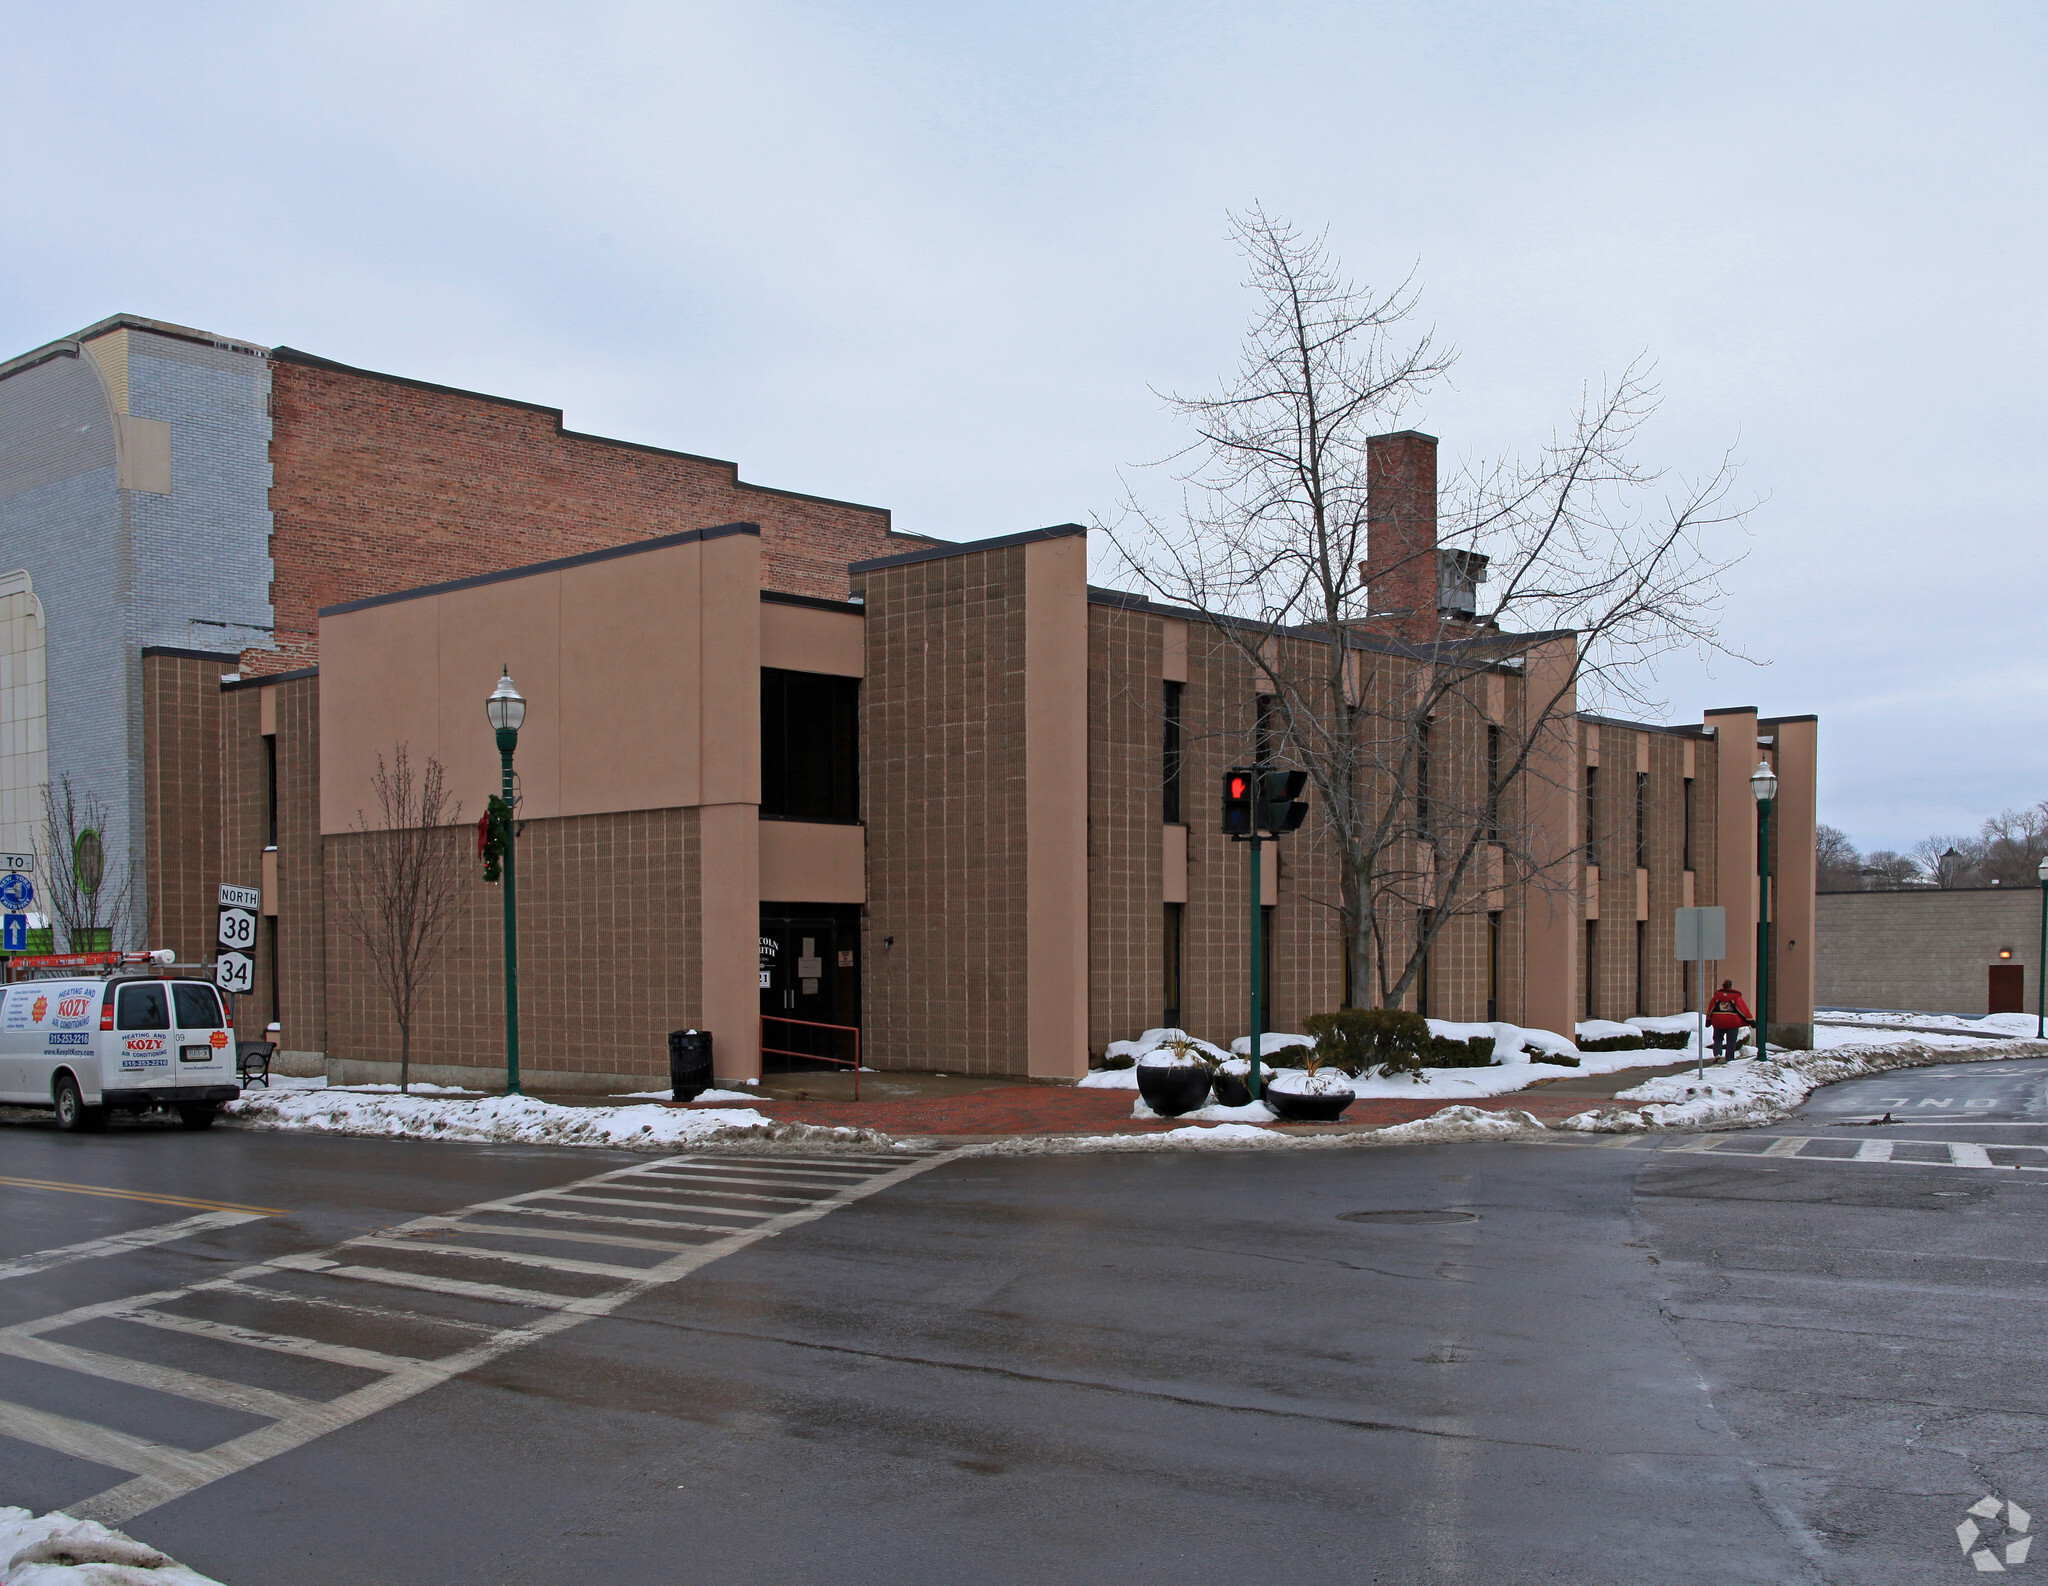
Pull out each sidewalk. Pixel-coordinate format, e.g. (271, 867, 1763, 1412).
(656, 1061, 1706, 1143)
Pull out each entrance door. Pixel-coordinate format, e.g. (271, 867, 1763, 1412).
(1990, 964, 2025, 1014)
(759, 907, 860, 1071)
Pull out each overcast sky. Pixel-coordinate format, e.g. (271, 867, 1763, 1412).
(5, 3, 2042, 855)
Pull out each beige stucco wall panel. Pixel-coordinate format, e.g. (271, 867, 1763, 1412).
(760, 820, 865, 904)
(1707, 709, 1760, 993)
(761, 602, 864, 677)
(433, 575, 566, 820)
(1162, 823, 1187, 904)
(559, 548, 700, 816)
(1024, 534, 1091, 1079)
(319, 600, 447, 832)
(1770, 717, 1819, 1027)
(699, 802, 762, 1080)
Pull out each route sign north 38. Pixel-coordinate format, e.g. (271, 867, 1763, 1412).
(216, 883, 261, 993)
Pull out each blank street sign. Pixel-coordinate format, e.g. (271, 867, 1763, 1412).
(1675, 906, 1727, 961)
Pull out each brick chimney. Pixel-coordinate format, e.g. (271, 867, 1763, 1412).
(1362, 430, 1439, 642)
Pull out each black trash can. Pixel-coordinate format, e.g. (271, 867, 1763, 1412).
(669, 1029, 713, 1102)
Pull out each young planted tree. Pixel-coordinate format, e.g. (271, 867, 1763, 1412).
(1109, 208, 1748, 1010)
(331, 745, 468, 1093)
(38, 775, 133, 952)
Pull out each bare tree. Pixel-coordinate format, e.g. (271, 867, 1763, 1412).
(1861, 850, 1922, 890)
(1910, 834, 1983, 889)
(1815, 824, 1862, 892)
(1107, 209, 1748, 1008)
(38, 775, 133, 952)
(331, 746, 468, 1093)
(1977, 803, 2048, 886)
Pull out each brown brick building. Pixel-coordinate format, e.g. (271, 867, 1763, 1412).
(9, 316, 1819, 1090)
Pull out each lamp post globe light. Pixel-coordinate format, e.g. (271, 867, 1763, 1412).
(2036, 855, 2048, 1041)
(489, 669, 526, 1095)
(1750, 759, 1778, 1061)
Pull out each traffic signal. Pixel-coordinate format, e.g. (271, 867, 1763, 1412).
(1260, 769, 1309, 834)
(1222, 769, 1255, 836)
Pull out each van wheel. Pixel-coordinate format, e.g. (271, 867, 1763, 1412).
(176, 1105, 217, 1131)
(54, 1075, 106, 1133)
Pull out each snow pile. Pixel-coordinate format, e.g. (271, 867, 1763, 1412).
(1228, 1032, 1315, 1059)
(964, 1102, 1549, 1156)
(613, 1087, 762, 1103)
(1576, 1019, 1642, 1042)
(224, 1089, 875, 1150)
(1133, 1097, 1278, 1123)
(1489, 1022, 1583, 1063)
(1562, 1034, 2048, 1132)
(1268, 1066, 1353, 1096)
(330, 1081, 478, 1095)
(0, 1507, 224, 1584)
(1629, 1014, 1702, 1036)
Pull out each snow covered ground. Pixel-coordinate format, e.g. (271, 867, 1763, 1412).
(0, 1507, 223, 1584)
(1818, 1008, 2039, 1038)
(223, 1088, 880, 1150)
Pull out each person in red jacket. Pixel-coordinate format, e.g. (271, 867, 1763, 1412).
(1707, 980, 1753, 1060)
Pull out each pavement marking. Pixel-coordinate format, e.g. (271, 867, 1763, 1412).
(1565, 1133, 2048, 1175)
(0, 1177, 284, 1216)
(0, 1149, 955, 1525)
(0, 1211, 269, 1283)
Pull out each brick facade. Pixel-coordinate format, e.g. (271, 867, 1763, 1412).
(254, 351, 903, 673)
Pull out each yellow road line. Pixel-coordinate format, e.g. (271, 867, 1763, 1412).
(0, 1177, 284, 1216)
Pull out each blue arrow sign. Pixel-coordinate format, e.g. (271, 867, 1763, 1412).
(0, 874, 31, 912)
(2, 914, 25, 952)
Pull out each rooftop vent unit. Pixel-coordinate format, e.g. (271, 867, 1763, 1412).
(1437, 549, 1489, 619)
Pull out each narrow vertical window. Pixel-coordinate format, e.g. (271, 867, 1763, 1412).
(1415, 721, 1432, 836)
(1415, 908, 1431, 1019)
(266, 916, 280, 1030)
(1584, 765, 1599, 857)
(1635, 919, 1647, 1016)
(1635, 770, 1648, 870)
(1487, 910, 1502, 1023)
(1584, 920, 1598, 1018)
(1162, 903, 1184, 1029)
(1162, 681, 1184, 824)
(1255, 694, 1277, 763)
(1485, 724, 1501, 842)
(265, 735, 279, 849)
(1682, 777, 1695, 871)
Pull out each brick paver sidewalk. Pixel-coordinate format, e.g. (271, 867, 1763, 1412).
(671, 1083, 1606, 1141)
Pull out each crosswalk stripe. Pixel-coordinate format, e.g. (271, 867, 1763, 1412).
(0, 1211, 270, 1283)
(417, 1219, 705, 1255)
(313, 1263, 584, 1311)
(121, 1308, 441, 1376)
(0, 1398, 237, 1486)
(0, 1331, 319, 1423)
(518, 1190, 784, 1216)
(636, 1167, 881, 1190)
(351, 1234, 656, 1281)
(466, 1202, 759, 1235)
(1854, 1140, 1894, 1161)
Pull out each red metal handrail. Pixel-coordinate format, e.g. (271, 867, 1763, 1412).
(761, 1015, 863, 1100)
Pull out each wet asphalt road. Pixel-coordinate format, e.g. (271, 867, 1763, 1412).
(5, 1071, 2048, 1585)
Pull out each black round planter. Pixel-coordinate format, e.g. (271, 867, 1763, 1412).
(1136, 1063, 1213, 1117)
(1265, 1086, 1354, 1122)
(1210, 1072, 1253, 1108)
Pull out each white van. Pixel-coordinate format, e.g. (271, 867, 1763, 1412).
(0, 977, 242, 1131)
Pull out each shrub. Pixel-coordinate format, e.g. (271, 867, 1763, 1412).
(1423, 1034, 1497, 1067)
(1577, 1033, 1647, 1054)
(1303, 1009, 1431, 1079)
(1638, 1030, 1692, 1052)
(1099, 1054, 1135, 1070)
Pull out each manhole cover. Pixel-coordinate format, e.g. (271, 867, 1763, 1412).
(1338, 1210, 1478, 1225)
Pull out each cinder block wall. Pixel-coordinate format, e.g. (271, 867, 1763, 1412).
(861, 542, 1033, 1075)
(1816, 889, 2043, 1017)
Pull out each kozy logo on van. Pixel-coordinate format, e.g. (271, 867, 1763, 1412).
(125, 1035, 166, 1054)
(51, 992, 95, 1030)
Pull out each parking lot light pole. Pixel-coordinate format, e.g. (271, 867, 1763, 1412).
(487, 669, 527, 1095)
(1751, 759, 1778, 1061)
(2037, 856, 2048, 1041)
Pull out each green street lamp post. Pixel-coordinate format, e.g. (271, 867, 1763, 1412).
(487, 669, 527, 1095)
(2036, 856, 2048, 1041)
(1751, 758, 1778, 1061)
